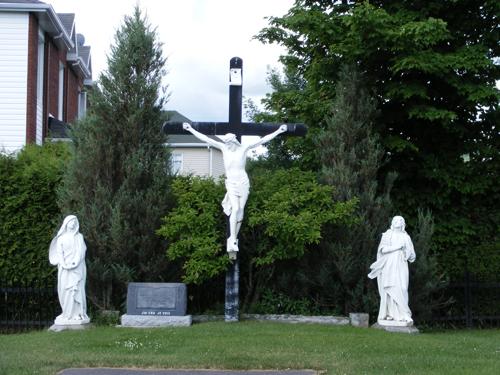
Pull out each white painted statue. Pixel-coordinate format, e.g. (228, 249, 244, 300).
(49, 215, 90, 325)
(182, 122, 287, 258)
(368, 216, 416, 326)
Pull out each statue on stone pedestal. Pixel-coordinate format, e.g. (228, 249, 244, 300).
(182, 122, 287, 258)
(368, 216, 416, 326)
(49, 215, 90, 325)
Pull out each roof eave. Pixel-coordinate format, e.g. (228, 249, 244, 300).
(67, 51, 78, 61)
(0, 2, 73, 49)
(167, 143, 214, 148)
(40, 5, 74, 49)
(70, 58, 91, 80)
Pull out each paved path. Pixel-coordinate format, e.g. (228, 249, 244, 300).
(59, 369, 316, 375)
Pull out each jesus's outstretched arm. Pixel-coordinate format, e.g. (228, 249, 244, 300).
(246, 124, 287, 150)
(183, 123, 224, 150)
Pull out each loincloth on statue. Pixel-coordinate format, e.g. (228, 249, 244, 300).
(221, 176, 250, 216)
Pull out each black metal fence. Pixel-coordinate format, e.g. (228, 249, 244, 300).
(0, 279, 59, 333)
(1, 272, 498, 333)
(428, 271, 500, 328)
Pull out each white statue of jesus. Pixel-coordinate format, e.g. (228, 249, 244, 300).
(182, 122, 287, 258)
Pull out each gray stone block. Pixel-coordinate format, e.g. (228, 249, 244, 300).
(120, 314, 192, 327)
(349, 312, 369, 328)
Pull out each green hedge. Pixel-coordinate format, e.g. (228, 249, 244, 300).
(0, 142, 69, 284)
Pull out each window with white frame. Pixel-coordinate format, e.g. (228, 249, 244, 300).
(170, 153, 183, 174)
(78, 90, 87, 119)
(58, 63, 65, 120)
(35, 30, 45, 145)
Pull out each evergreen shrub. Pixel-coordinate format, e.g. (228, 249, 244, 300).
(0, 143, 69, 284)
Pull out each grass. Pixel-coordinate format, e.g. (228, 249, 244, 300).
(0, 322, 499, 375)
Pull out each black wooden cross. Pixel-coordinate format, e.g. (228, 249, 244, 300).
(162, 57, 306, 143)
(163, 57, 307, 322)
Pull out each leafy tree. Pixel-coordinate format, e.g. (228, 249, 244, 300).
(157, 176, 229, 286)
(58, 7, 173, 310)
(242, 166, 356, 307)
(257, 0, 499, 280)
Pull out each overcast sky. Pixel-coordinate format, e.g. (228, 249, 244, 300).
(44, 0, 294, 122)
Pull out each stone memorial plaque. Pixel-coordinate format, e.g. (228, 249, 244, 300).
(126, 282, 187, 316)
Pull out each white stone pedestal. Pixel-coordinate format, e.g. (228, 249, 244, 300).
(48, 322, 92, 332)
(372, 322, 420, 334)
(120, 314, 192, 327)
(378, 319, 413, 327)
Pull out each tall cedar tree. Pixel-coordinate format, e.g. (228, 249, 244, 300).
(409, 209, 450, 322)
(315, 65, 394, 314)
(58, 8, 173, 310)
(257, 0, 499, 281)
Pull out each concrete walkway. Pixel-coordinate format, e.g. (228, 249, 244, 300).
(59, 369, 317, 375)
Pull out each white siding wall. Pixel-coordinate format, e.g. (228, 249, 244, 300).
(211, 149, 225, 179)
(0, 12, 29, 153)
(171, 147, 225, 179)
(179, 148, 211, 177)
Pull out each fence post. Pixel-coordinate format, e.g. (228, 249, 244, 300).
(464, 269, 473, 328)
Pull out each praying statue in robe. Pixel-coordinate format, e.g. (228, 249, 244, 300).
(368, 216, 416, 326)
(49, 215, 90, 325)
(183, 122, 287, 258)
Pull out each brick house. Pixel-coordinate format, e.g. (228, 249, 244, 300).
(0, 0, 92, 153)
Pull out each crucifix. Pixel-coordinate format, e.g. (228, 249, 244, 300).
(163, 57, 307, 322)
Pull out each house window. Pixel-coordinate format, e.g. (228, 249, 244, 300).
(35, 30, 45, 145)
(170, 153, 183, 174)
(78, 90, 87, 119)
(58, 63, 64, 120)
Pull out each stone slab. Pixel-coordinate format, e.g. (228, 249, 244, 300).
(241, 314, 349, 325)
(120, 314, 192, 327)
(191, 314, 350, 325)
(126, 283, 187, 316)
(59, 370, 317, 375)
(372, 322, 420, 334)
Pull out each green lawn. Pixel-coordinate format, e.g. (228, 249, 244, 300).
(0, 322, 498, 375)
